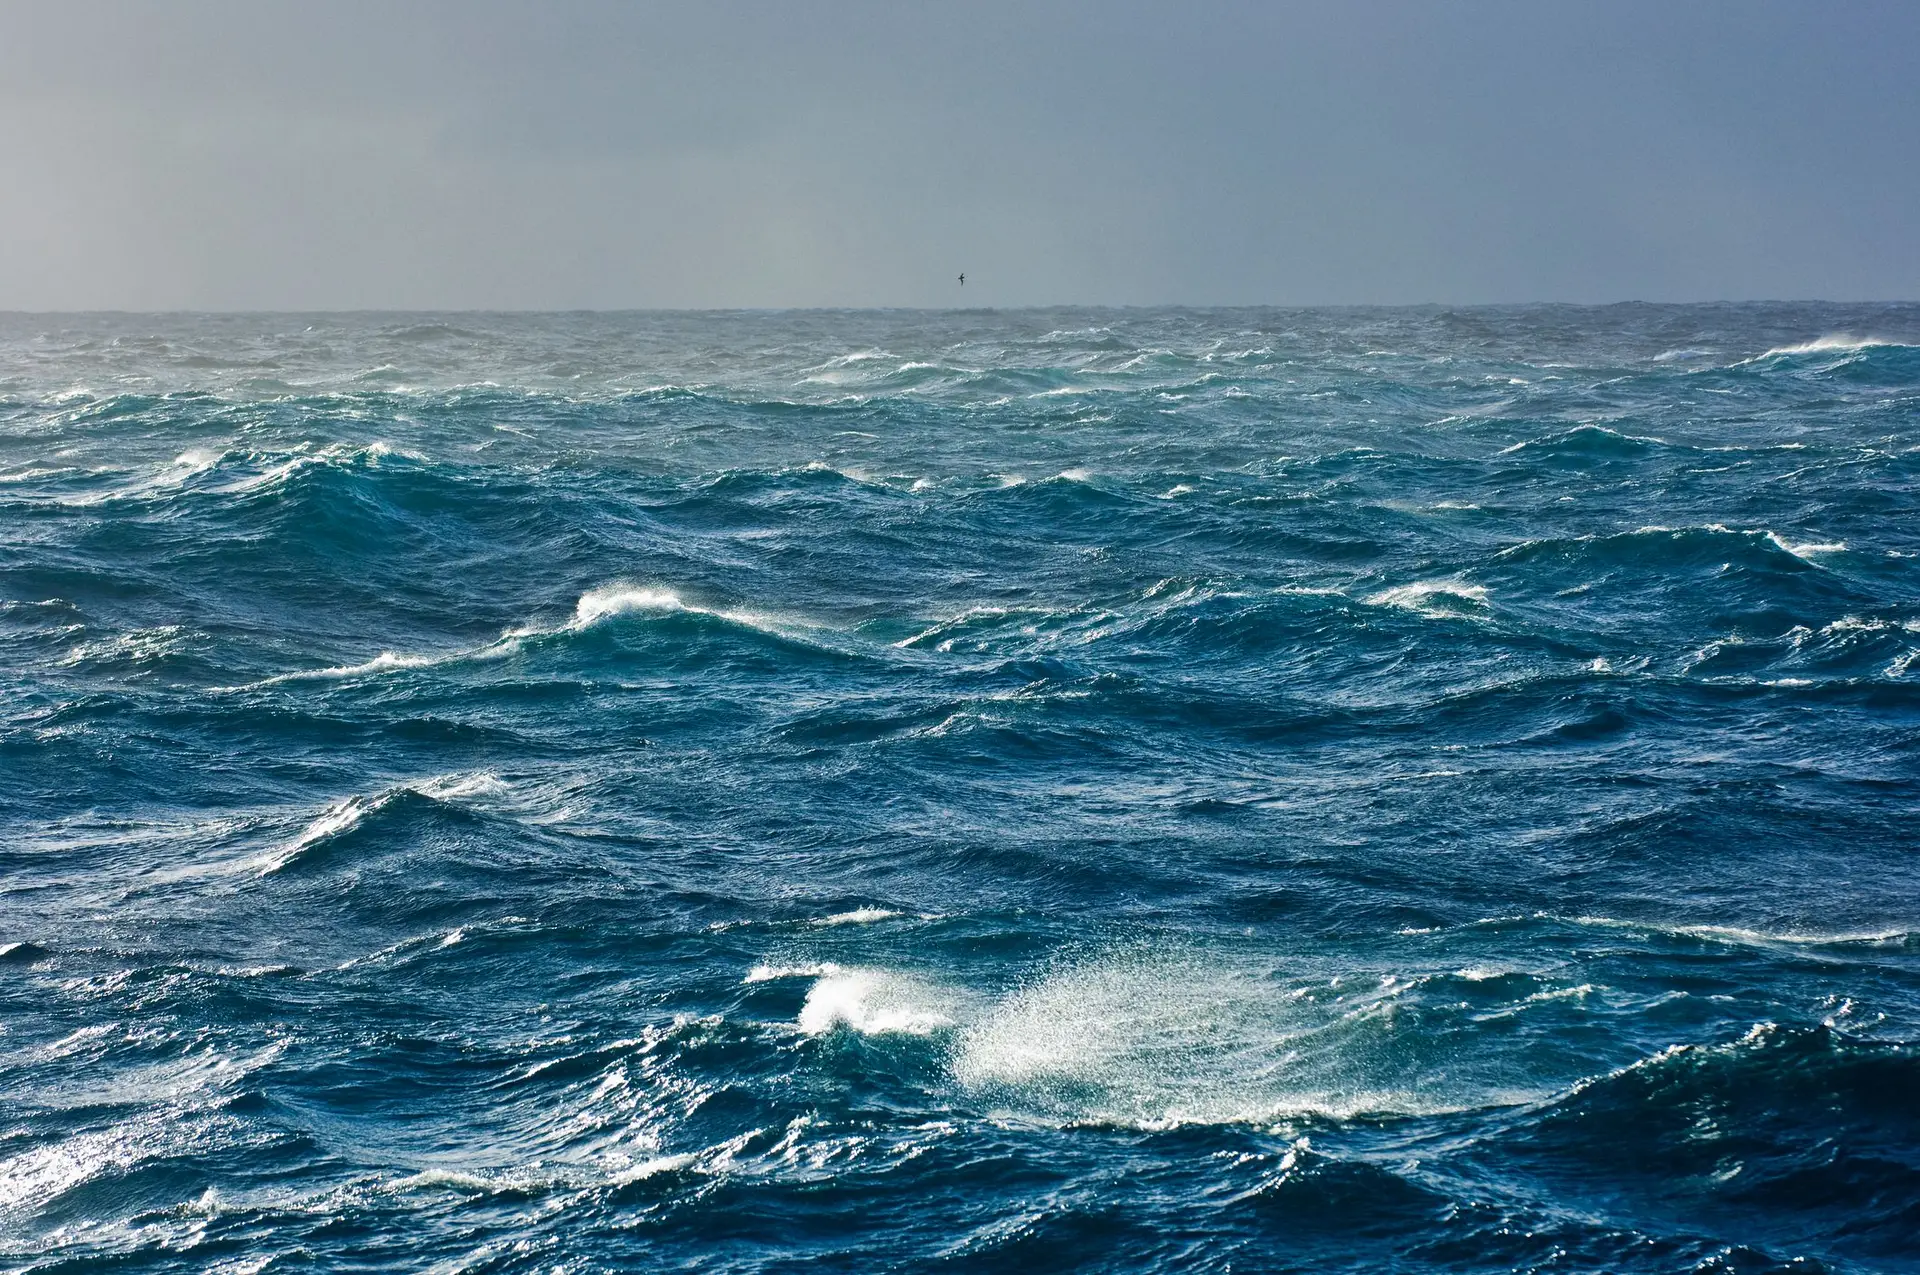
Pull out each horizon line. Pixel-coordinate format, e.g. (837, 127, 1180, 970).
(4, 299, 1920, 318)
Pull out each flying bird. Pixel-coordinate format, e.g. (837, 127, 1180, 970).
(958, 273, 965, 286)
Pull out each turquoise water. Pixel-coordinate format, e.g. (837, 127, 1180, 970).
(3, 306, 1918, 1272)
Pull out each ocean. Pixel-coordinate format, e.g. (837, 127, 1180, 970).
(2, 305, 1917, 1273)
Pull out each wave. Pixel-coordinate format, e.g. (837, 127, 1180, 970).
(745, 961, 960, 1035)
(795, 967, 958, 1036)
(1771, 535, 1845, 559)
(0, 1034, 290, 1213)
(55, 441, 427, 509)
(502, 583, 852, 663)
(1409, 912, 1918, 953)
(382, 1149, 705, 1200)
(253, 792, 389, 875)
(759, 948, 1600, 1128)
(14, 307, 1920, 1269)
(1555, 914, 1917, 952)
(251, 770, 509, 876)
(1522, 1023, 1920, 1204)
(752, 930, 1920, 1136)
(1492, 523, 1844, 573)
(56, 448, 225, 506)
(1363, 578, 1490, 619)
(744, 960, 843, 984)
(242, 649, 441, 688)
(566, 584, 686, 627)
(810, 907, 908, 927)
(59, 625, 197, 671)
(227, 583, 849, 690)
(893, 603, 1105, 654)
(1745, 334, 1917, 361)
(1496, 424, 1667, 458)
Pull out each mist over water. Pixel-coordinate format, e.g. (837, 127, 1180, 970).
(3, 305, 1919, 1272)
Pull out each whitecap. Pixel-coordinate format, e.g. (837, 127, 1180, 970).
(1747, 334, 1914, 361)
(235, 580, 835, 690)
(572, 585, 683, 626)
(1363, 578, 1489, 618)
(252, 792, 389, 875)
(608, 1153, 696, 1185)
(809, 907, 904, 927)
(796, 967, 956, 1036)
(822, 349, 892, 367)
(1766, 534, 1845, 559)
(556, 583, 826, 650)
(61, 625, 193, 667)
(414, 771, 508, 801)
(387, 1166, 555, 1195)
(743, 960, 841, 984)
(61, 449, 226, 505)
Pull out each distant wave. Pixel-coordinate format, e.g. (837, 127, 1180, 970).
(228, 583, 844, 690)
(1497, 423, 1667, 456)
(1740, 334, 1919, 363)
(1559, 914, 1915, 951)
(1492, 522, 1846, 568)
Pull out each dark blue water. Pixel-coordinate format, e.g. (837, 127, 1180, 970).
(4, 306, 1919, 1273)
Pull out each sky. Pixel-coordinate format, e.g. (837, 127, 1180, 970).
(0, 0, 1915, 309)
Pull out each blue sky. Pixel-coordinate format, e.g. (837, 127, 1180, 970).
(1, 1, 1914, 308)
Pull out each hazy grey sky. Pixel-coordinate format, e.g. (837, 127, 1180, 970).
(1, 1, 1915, 309)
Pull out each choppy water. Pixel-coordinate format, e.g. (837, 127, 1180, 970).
(3, 306, 1919, 1273)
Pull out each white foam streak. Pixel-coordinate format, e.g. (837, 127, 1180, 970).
(1561, 914, 1912, 948)
(245, 649, 439, 688)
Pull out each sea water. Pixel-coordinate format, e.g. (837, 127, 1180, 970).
(2, 306, 1918, 1272)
